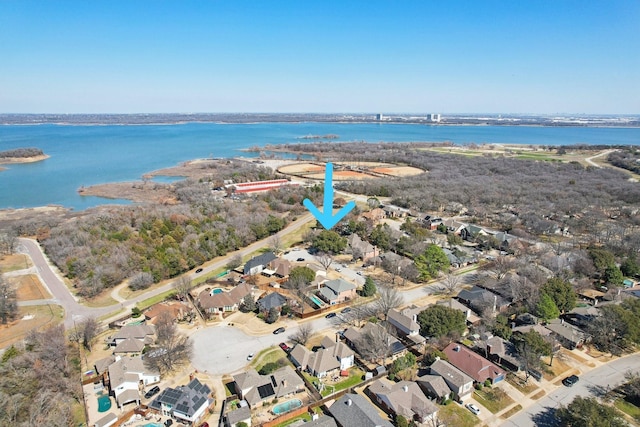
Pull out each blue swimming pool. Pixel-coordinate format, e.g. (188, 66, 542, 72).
(272, 398, 302, 415)
(211, 288, 223, 295)
(97, 395, 111, 412)
(309, 295, 323, 308)
(142, 423, 163, 427)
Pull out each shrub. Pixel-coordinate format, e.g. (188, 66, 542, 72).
(475, 383, 483, 390)
(485, 379, 492, 387)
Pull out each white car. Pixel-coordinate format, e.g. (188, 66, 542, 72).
(247, 353, 254, 361)
(466, 403, 481, 415)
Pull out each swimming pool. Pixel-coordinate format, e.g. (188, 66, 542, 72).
(309, 294, 324, 308)
(272, 398, 302, 415)
(211, 288, 223, 295)
(97, 395, 112, 412)
(142, 423, 163, 427)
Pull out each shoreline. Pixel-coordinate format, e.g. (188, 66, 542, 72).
(0, 154, 50, 165)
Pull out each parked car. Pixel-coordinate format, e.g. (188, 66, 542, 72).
(335, 267, 342, 272)
(247, 353, 254, 361)
(562, 374, 579, 387)
(165, 420, 173, 427)
(144, 386, 160, 399)
(296, 257, 305, 262)
(325, 312, 337, 319)
(273, 327, 286, 334)
(199, 423, 209, 427)
(341, 307, 352, 314)
(279, 342, 290, 352)
(195, 268, 203, 273)
(466, 403, 481, 415)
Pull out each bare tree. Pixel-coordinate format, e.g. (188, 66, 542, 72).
(316, 252, 333, 272)
(173, 275, 192, 301)
(441, 272, 462, 297)
(290, 322, 314, 346)
(79, 317, 99, 351)
(0, 276, 17, 324)
(372, 284, 403, 320)
(269, 235, 283, 255)
(480, 255, 516, 280)
(356, 323, 393, 365)
(144, 312, 193, 374)
(0, 230, 17, 255)
(226, 253, 243, 271)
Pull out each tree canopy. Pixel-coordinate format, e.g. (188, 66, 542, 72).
(541, 277, 576, 313)
(536, 292, 560, 322)
(288, 266, 316, 285)
(311, 230, 347, 254)
(417, 305, 466, 339)
(414, 244, 450, 281)
(555, 396, 626, 427)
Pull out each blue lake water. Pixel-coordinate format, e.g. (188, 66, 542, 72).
(0, 123, 638, 210)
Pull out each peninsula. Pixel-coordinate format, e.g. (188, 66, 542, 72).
(0, 147, 49, 166)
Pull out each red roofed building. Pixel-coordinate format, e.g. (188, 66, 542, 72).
(443, 342, 506, 385)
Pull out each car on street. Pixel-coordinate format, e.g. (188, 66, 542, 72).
(195, 268, 203, 273)
(144, 386, 160, 399)
(325, 312, 337, 318)
(335, 267, 341, 272)
(279, 342, 290, 352)
(247, 353, 254, 361)
(273, 327, 286, 334)
(199, 423, 209, 427)
(466, 403, 481, 415)
(356, 271, 363, 276)
(562, 374, 580, 387)
(296, 257, 305, 262)
(341, 307, 352, 314)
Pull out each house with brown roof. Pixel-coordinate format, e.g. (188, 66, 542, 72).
(144, 301, 192, 325)
(428, 359, 474, 401)
(361, 208, 386, 225)
(265, 258, 292, 278)
(110, 324, 155, 355)
(443, 343, 506, 384)
(368, 378, 439, 424)
(232, 366, 304, 407)
(108, 355, 160, 408)
(197, 283, 255, 317)
(347, 234, 378, 262)
(416, 374, 451, 403)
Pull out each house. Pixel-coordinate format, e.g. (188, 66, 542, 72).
(149, 378, 212, 425)
(111, 324, 155, 355)
(328, 393, 394, 427)
(264, 258, 292, 278)
(443, 343, 506, 384)
(318, 279, 357, 305)
(424, 216, 443, 230)
(416, 374, 451, 403)
(484, 334, 523, 372)
(564, 306, 600, 328)
(461, 224, 489, 241)
(289, 336, 354, 378)
(305, 416, 338, 427)
(443, 219, 467, 235)
(368, 378, 439, 424)
(94, 412, 118, 427)
(108, 355, 160, 408)
(343, 323, 405, 360)
(429, 359, 474, 401)
(493, 231, 521, 252)
(145, 301, 192, 325)
(94, 355, 115, 381)
(226, 406, 252, 427)
(257, 292, 288, 313)
(578, 289, 606, 306)
(544, 319, 588, 350)
(457, 286, 509, 316)
(347, 234, 378, 262)
(232, 366, 304, 407)
(361, 208, 386, 224)
(387, 308, 420, 337)
(382, 205, 409, 218)
(243, 252, 277, 275)
(198, 283, 255, 317)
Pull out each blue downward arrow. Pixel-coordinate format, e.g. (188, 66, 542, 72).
(303, 163, 356, 230)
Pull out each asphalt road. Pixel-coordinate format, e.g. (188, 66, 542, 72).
(501, 353, 640, 427)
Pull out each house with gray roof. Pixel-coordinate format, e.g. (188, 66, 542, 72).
(429, 359, 474, 401)
(387, 308, 420, 337)
(257, 292, 288, 313)
(347, 233, 378, 262)
(318, 279, 357, 305)
(290, 336, 354, 378)
(233, 366, 304, 407)
(225, 406, 251, 427)
(111, 324, 155, 348)
(457, 286, 509, 316)
(94, 412, 117, 427)
(544, 319, 588, 349)
(485, 334, 523, 372)
(368, 378, 439, 424)
(343, 323, 405, 361)
(416, 374, 451, 403)
(198, 283, 256, 317)
(244, 252, 278, 275)
(150, 378, 211, 425)
(305, 415, 338, 427)
(108, 355, 160, 408)
(328, 393, 393, 427)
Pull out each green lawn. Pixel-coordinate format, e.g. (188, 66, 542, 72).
(137, 289, 176, 310)
(274, 413, 312, 427)
(474, 387, 515, 414)
(614, 398, 640, 421)
(252, 346, 289, 370)
(304, 368, 365, 397)
(438, 404, 479, 427)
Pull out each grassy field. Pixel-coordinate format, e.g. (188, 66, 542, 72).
(0, 253, 32, 272)
(274, 413, 312, 427)
(0, 304, 64, 348)
(501, 404, 523, 419)
(474, 387, 515, 414)
(137, 289, 176, 310)
(614, 398, 640, 422)
(252, 346, 289, 371)
(438, 404, 480, 427)
(506, 374, 539, 395)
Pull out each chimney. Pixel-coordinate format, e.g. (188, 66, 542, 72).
(402, 385, 409, 392)
(454, 345, 460, 352)
(346, 398, 352, 407)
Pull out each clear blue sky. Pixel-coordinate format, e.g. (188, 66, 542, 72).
(1, 1, 638, 114)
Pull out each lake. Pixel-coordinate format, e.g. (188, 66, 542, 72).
(0, 122, 638, 210)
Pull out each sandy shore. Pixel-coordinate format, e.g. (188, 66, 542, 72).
(0, 154, 50, 165)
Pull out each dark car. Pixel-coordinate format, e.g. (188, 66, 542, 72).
(341, 307, 352, 314)
(562, 374, 579, 387)
(195, 268, 203, 273)
(279, 342, 290, 352)
(144, 386, 160, 399)
(325, 312, 337, 319)
(296, 257, 305, 262)
(273, 327, 286, 334)
(165, 420, 173, 427)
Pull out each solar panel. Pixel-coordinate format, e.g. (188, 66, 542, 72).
(257, 384, 274, 399)
(176, 403, 189, 414)
(270, 375, 277, 388)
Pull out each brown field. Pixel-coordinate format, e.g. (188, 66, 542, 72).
(0, 253, 32, 272)
(279, 161, 423, 181)
(12, 274, 52, 300)
(372, 165, 424, 177)
(0, 305, 63, 348)
(278, 162, 325, 174)
(305, 171, 373, 181)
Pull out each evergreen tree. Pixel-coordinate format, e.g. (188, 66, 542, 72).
(362, 276, 377, 297)
(536, 292, 560, 322)
(417, 305, 466, 339)
(414, 244, 450, 281)
(542, 277, 576, 313)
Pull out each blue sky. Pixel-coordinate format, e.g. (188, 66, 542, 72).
(1, 1, 638, 114)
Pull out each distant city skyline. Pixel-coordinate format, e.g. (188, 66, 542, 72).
(1, 1, 638, 114)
